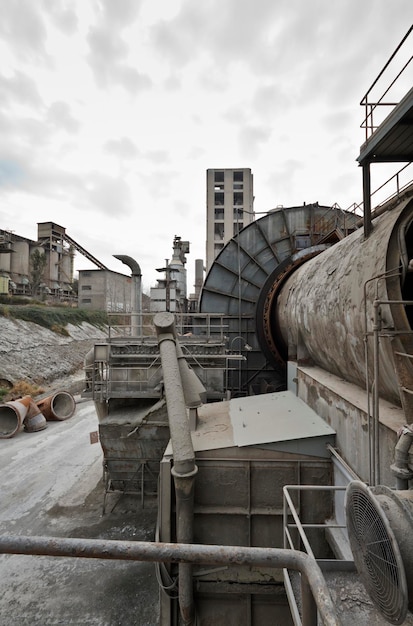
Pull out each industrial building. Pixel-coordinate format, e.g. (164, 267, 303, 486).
(78, 268, 132, 312)
(0, 223, 75, 298)
(0, 222, 111, 302)
(150, 236, 190, 313)
(3, 29, 413, 626)
(206, 168, 255, 271)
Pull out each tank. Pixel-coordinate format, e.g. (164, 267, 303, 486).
(10, 240, 29, 278)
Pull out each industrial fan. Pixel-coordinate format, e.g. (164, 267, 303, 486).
(345, 480, 413, 624)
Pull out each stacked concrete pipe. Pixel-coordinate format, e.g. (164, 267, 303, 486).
(0, 391, 76, 438)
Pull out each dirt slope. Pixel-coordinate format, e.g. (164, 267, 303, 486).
(0, 316, 108, 389)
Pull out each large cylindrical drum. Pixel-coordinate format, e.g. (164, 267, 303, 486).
(275, 197, 413, 404)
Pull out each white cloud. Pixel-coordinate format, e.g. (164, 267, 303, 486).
(0, 0, 412, 290)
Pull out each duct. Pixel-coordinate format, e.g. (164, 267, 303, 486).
(0, 395, 31, 439)
(154, 312, 197, 625)
(391, 426, 413, 489)
(113, 254, 142, 337)
(176, 340, 207, 430)
(0, 535, 340, 626)
(36, 391, 75, 421)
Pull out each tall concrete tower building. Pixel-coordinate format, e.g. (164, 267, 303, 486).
(206, 168, 254, 272)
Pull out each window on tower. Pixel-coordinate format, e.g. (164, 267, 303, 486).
(215, 192, 224, 206)
(233, 192, 243, 206)
(214, 171, 224, 183)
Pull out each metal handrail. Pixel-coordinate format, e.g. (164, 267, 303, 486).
(360, 25, 413, 139)
(106, 312, 231, 342)
(0, 535, 341, 626)
(283, 485, 348, 558)
(282, 484, 351, 625)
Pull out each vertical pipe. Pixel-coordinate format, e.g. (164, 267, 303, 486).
(301, 574, 318, 626)
(154, 312, 197, 625)
(112, 255, 142, 337)
(391, 427, 413, 489)
(363, 162, 372, 239)
(373, 301, 381, 485)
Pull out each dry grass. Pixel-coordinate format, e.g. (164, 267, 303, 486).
(4, 379, 45, 402)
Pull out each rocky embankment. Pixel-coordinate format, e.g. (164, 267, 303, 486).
(0, 316, 108, 393)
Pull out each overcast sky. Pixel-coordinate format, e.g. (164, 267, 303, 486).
(1, 1, 412, 292)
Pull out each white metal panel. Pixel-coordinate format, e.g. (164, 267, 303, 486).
(230, 391, 335, 448)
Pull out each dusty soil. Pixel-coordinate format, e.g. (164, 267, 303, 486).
(0, 316, 162, 625)
(0, 397, 160, 626)
(0, 315, 108, 392)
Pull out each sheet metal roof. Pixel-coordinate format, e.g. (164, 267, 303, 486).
(164, 391, 335, 458)
(230, 391, 335, 449)
(357, 86, 413, 164)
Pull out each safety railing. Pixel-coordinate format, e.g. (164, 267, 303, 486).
(310, 165, 413, 248)
(309, 203, 361, 247)
(360, 25, 413, 140)
(0, 536, 341, 626)
(283, 485, 354, 625)
(363, 270, 413, 485)
(106, 312, 231, 342)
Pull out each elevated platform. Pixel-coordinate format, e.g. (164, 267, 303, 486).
(358, 85, 413, 164)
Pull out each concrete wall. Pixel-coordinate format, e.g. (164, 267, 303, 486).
(78, 269, 131, 312)
(296, 364, 404, 487)
(206, 168, 254, 271)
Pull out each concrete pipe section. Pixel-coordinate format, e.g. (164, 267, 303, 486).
(24, 399, 47, 433)
(0, 395, 31, 439)
(37, 391, 76, 421)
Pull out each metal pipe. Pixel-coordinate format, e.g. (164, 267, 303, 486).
(154, 312, 195, 475)
(0, 535, 340, 626)
(362, 162, 372, 238)
(373, 300, 381, 485)
(176, 341, 207, 410)
(113, 255, 142, 337)
(301, 574, 318, 626)
(391, 426, 413, 489)
(154, 312, 197, 625)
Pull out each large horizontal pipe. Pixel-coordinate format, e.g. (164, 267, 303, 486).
(275, 197, 413, 404)
(0, 535, 339, 626)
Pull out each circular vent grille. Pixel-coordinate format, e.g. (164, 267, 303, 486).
(346, 481, 408, 625)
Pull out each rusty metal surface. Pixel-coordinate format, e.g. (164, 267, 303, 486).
(0, 535, 341, 626)
(276, 198, 413, 405)
(199, 203, 360, 396)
